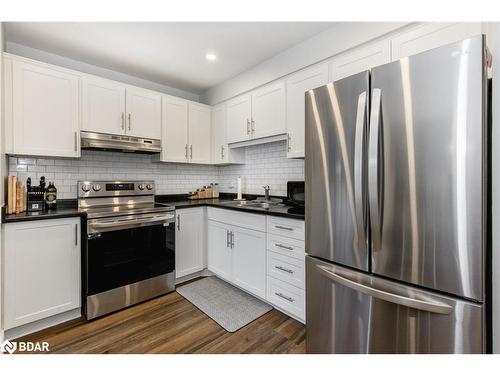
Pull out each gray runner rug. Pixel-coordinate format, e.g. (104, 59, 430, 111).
(177, 276, 272, 332)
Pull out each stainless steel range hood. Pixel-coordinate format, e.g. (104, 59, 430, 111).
(80, 131, 161, 153)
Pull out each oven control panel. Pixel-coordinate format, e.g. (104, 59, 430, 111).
(78, 180, 155, 198)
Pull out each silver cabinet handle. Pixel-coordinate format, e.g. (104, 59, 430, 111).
(75, 223, 78, 246)
(74, 132, 78, 152)
(287, 134, 291, 152)
(275, 225, 293, 231)
(226, 230, 230, 248)
(251, 118, 255, 135)
(185, 144, 188, 160)
(316, 264, 453, 315)
(246, 119, 251, 135)
(128, 113, 131, 131)
(368, 88, 382, 251)
(190, 145, 193, 159)
(275, 292, 294, 303)
(275, 265, 294, 274)
(177, 214, 181, 231)
(221, 145, 224, 160)
(354, 91, 368, 250)
(275, 243, 293, 251)
(230, 231, 235, 248)
(121, 112, 125, 130)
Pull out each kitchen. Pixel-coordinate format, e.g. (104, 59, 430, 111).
(0, 6, 500, 370)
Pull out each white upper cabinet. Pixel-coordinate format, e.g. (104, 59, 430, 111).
(125, 86, 162, 139)
(226, 94, 252, 144)
(212, 104, 245, 165)
(286, 63, 329, 158)
(251, 80, 286, 140)
(188, 103, 212, 164)
(161, 96, 189, 163)
(161, 98, 212, 165)
(329, 39, 392, 81)
(212, 104, 227, 164)
(391, 23, 483, 60)
(4, 56, 81, 158)
(225, 81, 286, 144)
(81, 76, 126, 135)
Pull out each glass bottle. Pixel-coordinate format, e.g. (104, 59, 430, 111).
(45, 181, 57, 210)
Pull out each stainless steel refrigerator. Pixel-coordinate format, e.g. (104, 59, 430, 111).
(305, 35, 489, 354)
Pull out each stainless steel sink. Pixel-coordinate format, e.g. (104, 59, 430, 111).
(217, 199, 284, 210)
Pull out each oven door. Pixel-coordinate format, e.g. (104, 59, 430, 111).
(86, 213, 175, 297)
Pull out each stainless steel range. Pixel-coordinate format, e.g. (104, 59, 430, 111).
(78, 180, 176, 320)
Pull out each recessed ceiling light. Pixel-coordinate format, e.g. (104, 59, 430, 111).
(206, 53, 217, 61)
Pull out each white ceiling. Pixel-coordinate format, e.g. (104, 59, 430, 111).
(4, 22, 335, 94)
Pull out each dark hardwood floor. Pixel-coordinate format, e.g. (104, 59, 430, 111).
(18, 290, 306, 354)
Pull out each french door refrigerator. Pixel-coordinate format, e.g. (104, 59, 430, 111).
(305, 35, 489, 354)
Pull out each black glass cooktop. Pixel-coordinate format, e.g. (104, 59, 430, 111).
(287, 206, 304, 215)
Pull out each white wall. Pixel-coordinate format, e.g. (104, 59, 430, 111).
(5, 41, 200, 102)
(200, 22, 410, 105)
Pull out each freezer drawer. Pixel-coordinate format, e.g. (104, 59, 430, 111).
(306, 256, 484, 354)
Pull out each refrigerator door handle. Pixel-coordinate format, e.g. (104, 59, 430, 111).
(316, 264, 453, 315)
(354, 91, 367, 249)
(368, 88, 382, 251)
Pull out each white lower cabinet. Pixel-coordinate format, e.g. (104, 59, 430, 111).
(2, 218, 81, 330)
(207, 208, 305, 321)
(207, 209, 266, 299)
(207, 220, 232, 280)
(175, 207, 205, 278)
(231, 225, 266, 298)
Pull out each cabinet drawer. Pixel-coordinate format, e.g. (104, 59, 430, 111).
(267, 233, 305, 259)
(207, 207, 266, 232)
(267, 216, 304, 240)
(267, 276, 305, 321)
(267, 251, 304, 289)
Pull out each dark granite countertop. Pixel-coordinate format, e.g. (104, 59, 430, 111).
(156, 193, 304, 220)
(2, 193, 304, 223)
(2, 200, 86, 224)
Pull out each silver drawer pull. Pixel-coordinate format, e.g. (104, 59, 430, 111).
(275, 225, 293, 231)
(275, 292, 294, 303)
(275, 243, 293, 251)
(275, 265, 294, 274)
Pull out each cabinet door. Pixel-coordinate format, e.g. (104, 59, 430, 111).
(125, 87, 162, 139)
(81, 76, 126, 135)
(251, 80, 286, 140)
(231, 226, 266, 298)
(161, 96, 189, 163)
(188, 103, 212, 164)
(207, 220, 232, 281)
(3, 218, 81, 330)
(226, 94, 252, 143)
(175, 208, 205, 278)
(10, 60, 80, 157)
(286, 63, 328, 158)
(329, 39, 391, 81)
(391, 22, 483, 60)
(212, 105, 226, 164)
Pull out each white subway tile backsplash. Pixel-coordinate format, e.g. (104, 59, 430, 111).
(7, 141, 304, 199)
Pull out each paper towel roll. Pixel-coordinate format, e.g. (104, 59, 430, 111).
(237, 177, 242, 200)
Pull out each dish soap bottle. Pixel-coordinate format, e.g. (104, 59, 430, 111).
(45, 181, 57, 210)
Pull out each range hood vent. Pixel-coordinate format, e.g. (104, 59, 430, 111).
(80, 131, 161, 154)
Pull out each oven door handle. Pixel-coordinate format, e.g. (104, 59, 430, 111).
(89, 214, 175, 233)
